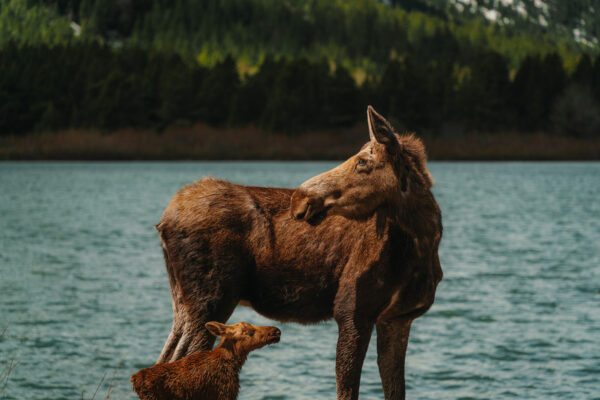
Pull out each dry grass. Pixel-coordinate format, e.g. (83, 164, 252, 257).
(82, 359, 125, 400)
(1, 125, 599, 160)
(425, 131, 600, 161)
(0, 327, 18, 398)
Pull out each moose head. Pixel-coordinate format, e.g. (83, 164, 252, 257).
(290, 106, 434, 222)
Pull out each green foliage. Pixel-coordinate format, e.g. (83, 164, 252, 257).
(0, 0, 73, 47)
(0, 45, 365, 134)
(1, 0, 599, 139)
(375, 57, 454, 131)
(512, 53, 568, 130)
(552, 83, 600, 138)
(19, 0, 589, 75)
(454, 51, 511, 130)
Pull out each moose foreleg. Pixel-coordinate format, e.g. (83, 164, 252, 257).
(376, 318, 412, 400)
(335, 319, 374, 400)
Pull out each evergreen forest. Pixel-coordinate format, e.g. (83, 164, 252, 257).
(1, 0, 600, 142)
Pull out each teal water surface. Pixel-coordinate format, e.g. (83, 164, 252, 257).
(0, 162, 599, 399)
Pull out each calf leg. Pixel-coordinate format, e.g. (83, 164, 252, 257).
(376, 318, 412, 400)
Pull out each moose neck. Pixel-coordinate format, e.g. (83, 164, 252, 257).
(387, 190, 441, 256)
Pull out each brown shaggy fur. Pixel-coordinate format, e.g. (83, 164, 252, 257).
(131, 321, 280, 400)
(155, 106, 443, 400)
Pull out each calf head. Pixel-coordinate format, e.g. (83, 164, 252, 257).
(291, 106, 434, 222)
(205, 321, 281, 353)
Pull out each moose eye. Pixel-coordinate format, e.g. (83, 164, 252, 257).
(357, 158, 366, 167)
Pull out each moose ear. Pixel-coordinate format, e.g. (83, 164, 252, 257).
(205, 322, 227, 337)
(367, 106, 398, 152)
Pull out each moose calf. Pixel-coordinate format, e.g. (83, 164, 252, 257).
(131, 321, 281, 400)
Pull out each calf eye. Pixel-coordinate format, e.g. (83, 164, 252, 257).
(247, 330, 254, 337)
(357, 158, 366, 167)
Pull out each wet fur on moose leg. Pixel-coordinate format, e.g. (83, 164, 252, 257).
(155, 106, 443, 400)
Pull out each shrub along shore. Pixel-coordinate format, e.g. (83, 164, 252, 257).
(2, 126, 598, 161)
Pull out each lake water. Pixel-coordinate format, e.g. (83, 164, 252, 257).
(0, 161, 599, 399)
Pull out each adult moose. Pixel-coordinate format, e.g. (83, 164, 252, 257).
(155, 106, 443, 399)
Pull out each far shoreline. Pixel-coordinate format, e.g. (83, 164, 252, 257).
(1, 125, 599, 161)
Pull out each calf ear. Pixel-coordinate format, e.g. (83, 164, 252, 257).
(367, 106, 399, 153)
(205, 322, 227, 337)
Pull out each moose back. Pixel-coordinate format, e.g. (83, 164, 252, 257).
(155, 107, 443, 400)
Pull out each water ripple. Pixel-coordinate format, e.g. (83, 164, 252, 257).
(0, 161, 599, 399)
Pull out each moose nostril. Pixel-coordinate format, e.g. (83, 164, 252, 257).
(273, 328, 281, 336)
(294, 210, 306, 220)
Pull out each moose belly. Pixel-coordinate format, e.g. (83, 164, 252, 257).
(242, 265, 339, 324)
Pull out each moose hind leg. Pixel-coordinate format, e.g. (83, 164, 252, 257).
(173, 291, 240, 360)
(156, 322, 182, 364)
(157, 280, 191, 363)
(376, 318, 412, 400)
(170, 254, 245, 361)
(158, 288, 240, 363)
(156, 224, 248, 362)
(156, 243, 186, 364)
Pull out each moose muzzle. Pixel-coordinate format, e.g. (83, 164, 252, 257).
(290, 189, 325, 221)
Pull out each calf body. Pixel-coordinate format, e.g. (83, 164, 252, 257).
(131, 322, 280, 400)
(157, 107, 443, 399)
